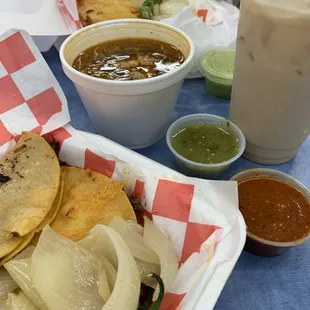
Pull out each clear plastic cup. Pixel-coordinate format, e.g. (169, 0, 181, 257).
(166, 114, 246, 179)
(200, 49, 235, 99)
(230, 168, 310, 257)
(230, 0, 310, 164)
(60, 19, 194, 149)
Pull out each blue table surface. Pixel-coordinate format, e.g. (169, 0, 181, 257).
(44, 47, 310, 310)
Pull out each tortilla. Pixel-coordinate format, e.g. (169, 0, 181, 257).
(15, 178, 64, 251)
(0, 232, 35, 266)
(0, 132, 60, 258)
(35, 177, 64, 233)
(51, 167, 136, 241)
(0, 234, 22, 260)
(77, 0, 143, 26)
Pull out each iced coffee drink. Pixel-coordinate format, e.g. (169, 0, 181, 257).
(230, 0, 310, 164)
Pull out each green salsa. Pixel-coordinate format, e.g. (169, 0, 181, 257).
(171, 123, 239, 164)
(200, 49, 235, 99)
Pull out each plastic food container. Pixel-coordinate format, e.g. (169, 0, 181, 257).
(200, 49, 235, 99)
(230, 168, 310, 257)
(166, 113, 246, 179)
(229, 0, 310, 165)
(60, 19, 194, 149)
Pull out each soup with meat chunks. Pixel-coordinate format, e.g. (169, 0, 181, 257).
(72, 38, 185, 81)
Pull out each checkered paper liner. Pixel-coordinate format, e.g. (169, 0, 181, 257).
(0, 30, 239, 309)
(57, 0, 82, 32)
(0, 29, 70, 155)
(43, 125, 239, 309)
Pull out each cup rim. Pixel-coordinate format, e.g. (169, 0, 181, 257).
(166, 113, 246, 168)
(200, 48, 236, 82)
(230, 168, 310, 248)
(59, 18, 195, 86)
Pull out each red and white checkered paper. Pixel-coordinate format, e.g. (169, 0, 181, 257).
(0, 29, 70, 155)
(43, 125, 238, 309)
(0, 29, 239, 309)
(57, 0, 82, 32)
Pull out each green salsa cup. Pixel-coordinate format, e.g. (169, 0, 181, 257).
(200, 49, 235, 99)
(166, 114, 246, 179)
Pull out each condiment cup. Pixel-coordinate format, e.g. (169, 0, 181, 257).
(200, 49, 235, 99)
(231, 168, 310, 257)
(60, 19, 194, 149)
(166, 114, 246, 179)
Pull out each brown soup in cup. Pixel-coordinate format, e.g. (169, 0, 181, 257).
(72, 38, 185, 81)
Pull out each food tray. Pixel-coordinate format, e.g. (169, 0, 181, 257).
(78, 130, 246, 309)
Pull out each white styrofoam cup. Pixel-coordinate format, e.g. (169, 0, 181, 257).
(60, 19, 194, 149)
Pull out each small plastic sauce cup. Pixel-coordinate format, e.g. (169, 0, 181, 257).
(166, 113, 246, 179)
(231, 168, 310, 257)
(200, 49, 235, 99)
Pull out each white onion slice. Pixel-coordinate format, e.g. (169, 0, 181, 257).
(78, 236, 117, 291)
(77, 236, 111, 302)
(90, 225, 140, 310)
(153, 3, 160, 15)
(102, 257, 117, 291)
(5, 291, 38, 310)
(143, 217, 179, 300)
(98, 270, 111, 303)
(78, 235, 118, 269)
(31, 226, 104, 310)
(135, 258, 160, 288)
(0, 267, 18, 297)
(4, 253, 48, 310)
(0, 267, 18, 307)
(14, 247, 35, 260)
(126, 220, 144, 236)
(108, 216, 159, 264)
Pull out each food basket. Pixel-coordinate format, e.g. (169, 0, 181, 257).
(0, 29, 246, 309)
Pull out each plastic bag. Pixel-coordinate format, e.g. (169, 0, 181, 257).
(160, 0, 239, 78)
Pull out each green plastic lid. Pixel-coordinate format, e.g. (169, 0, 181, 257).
(200, 49, 236, 85)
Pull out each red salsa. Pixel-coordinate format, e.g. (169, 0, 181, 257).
(238, 177, 310, 242)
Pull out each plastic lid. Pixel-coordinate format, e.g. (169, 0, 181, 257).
(200, 49, 236, 85)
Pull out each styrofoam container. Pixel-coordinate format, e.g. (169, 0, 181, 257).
(60, 19, 195, 149)
(78, 129, 246, 309)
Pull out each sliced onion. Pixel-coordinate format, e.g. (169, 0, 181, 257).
(98, 270, 111, 303)
(143, 217, 179, 300)
(153, 3, 160, 15)
(31, 226, 104, 310)
(78, 235, 118, 269)
(78, 236, 117, 291)
(0, 267, 18, 297)
(102, 257, 117, 291)
(0, 267, 18, 307)
(4, 253, 48, 310)
(126, 220, 144, 236)
(90, 225, 140, 310)
(108, 216, 159, 264)
(135, 258, 160, 288)
(5, 291, 38, 310)
(77, 236, 111, 302)
(14, 247, 35, 260)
